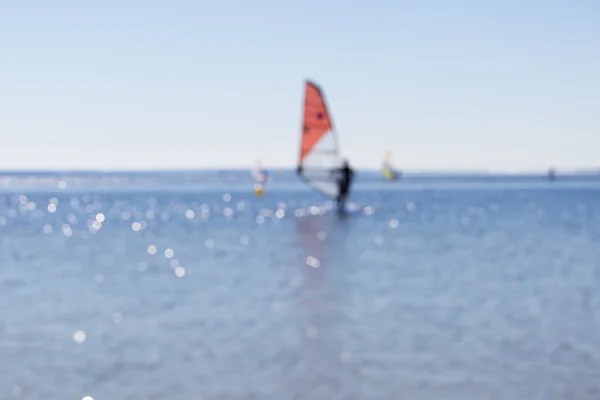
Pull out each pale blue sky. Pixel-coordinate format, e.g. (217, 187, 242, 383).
(1, 0, 599, 171)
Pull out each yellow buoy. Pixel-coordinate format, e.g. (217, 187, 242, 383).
(254, 183, 264, 197)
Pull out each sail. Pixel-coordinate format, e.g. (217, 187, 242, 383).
(381, 150, 399, 180)
(297, 80, 343, 199)
(251, 158, 268, 183)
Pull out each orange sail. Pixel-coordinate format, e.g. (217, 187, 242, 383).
(297, 80, 343, 200)
(300, 81, 334, 162)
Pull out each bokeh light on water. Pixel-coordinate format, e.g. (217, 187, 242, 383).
(1, 171, 600, 398)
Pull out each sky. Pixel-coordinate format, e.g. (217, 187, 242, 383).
(1, 0, 599, 172)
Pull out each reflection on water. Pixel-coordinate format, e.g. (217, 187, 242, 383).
(291, 213, 357, 397)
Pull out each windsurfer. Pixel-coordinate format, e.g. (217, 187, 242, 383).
(336, 159, 354, 207)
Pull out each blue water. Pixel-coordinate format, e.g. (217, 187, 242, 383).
(2, 171, 600, 399)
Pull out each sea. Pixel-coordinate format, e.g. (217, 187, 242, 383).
(2, 170, 600, 400)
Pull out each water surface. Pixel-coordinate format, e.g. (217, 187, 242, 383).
(1, 171, 600, 399)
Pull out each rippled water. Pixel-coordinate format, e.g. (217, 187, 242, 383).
(2, 172, 600, 399)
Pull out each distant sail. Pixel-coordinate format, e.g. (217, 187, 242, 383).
(251, 158, 268, 184)
(381, 150, 400, 180)
(296, 80, 343, 200)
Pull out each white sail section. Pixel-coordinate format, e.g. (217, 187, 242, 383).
(298, 128, 343, 199)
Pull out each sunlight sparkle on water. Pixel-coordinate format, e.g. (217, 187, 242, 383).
(48, 197, 58, 213)
(259, 208, 273, 218)
(185, 209, 195, 219)
(147, 245, 157, 255)
(73, 330, 86, 343)
(389, 219, 399, 228)
(223, 193, 231, 202)
(43, 224, 53, 234)
(175, 266, 186, 277)
(164, 248, 174, 259)
(306, 256, 321, 268)
(67, 213, 78, 224)
(82, 396, 94, 400)
(62, 224, 73, 237)
(95, 213, 105, 223)
(112, 312, 123, 324)
(131, 222, 141, 232)
(91, 220, 102, 232)
(200, 204, 210, 219)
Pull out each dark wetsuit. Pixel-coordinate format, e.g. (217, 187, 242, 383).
(337, 164, 354, 205)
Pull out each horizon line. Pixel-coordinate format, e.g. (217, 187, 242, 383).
(0, 166, 598, 176)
